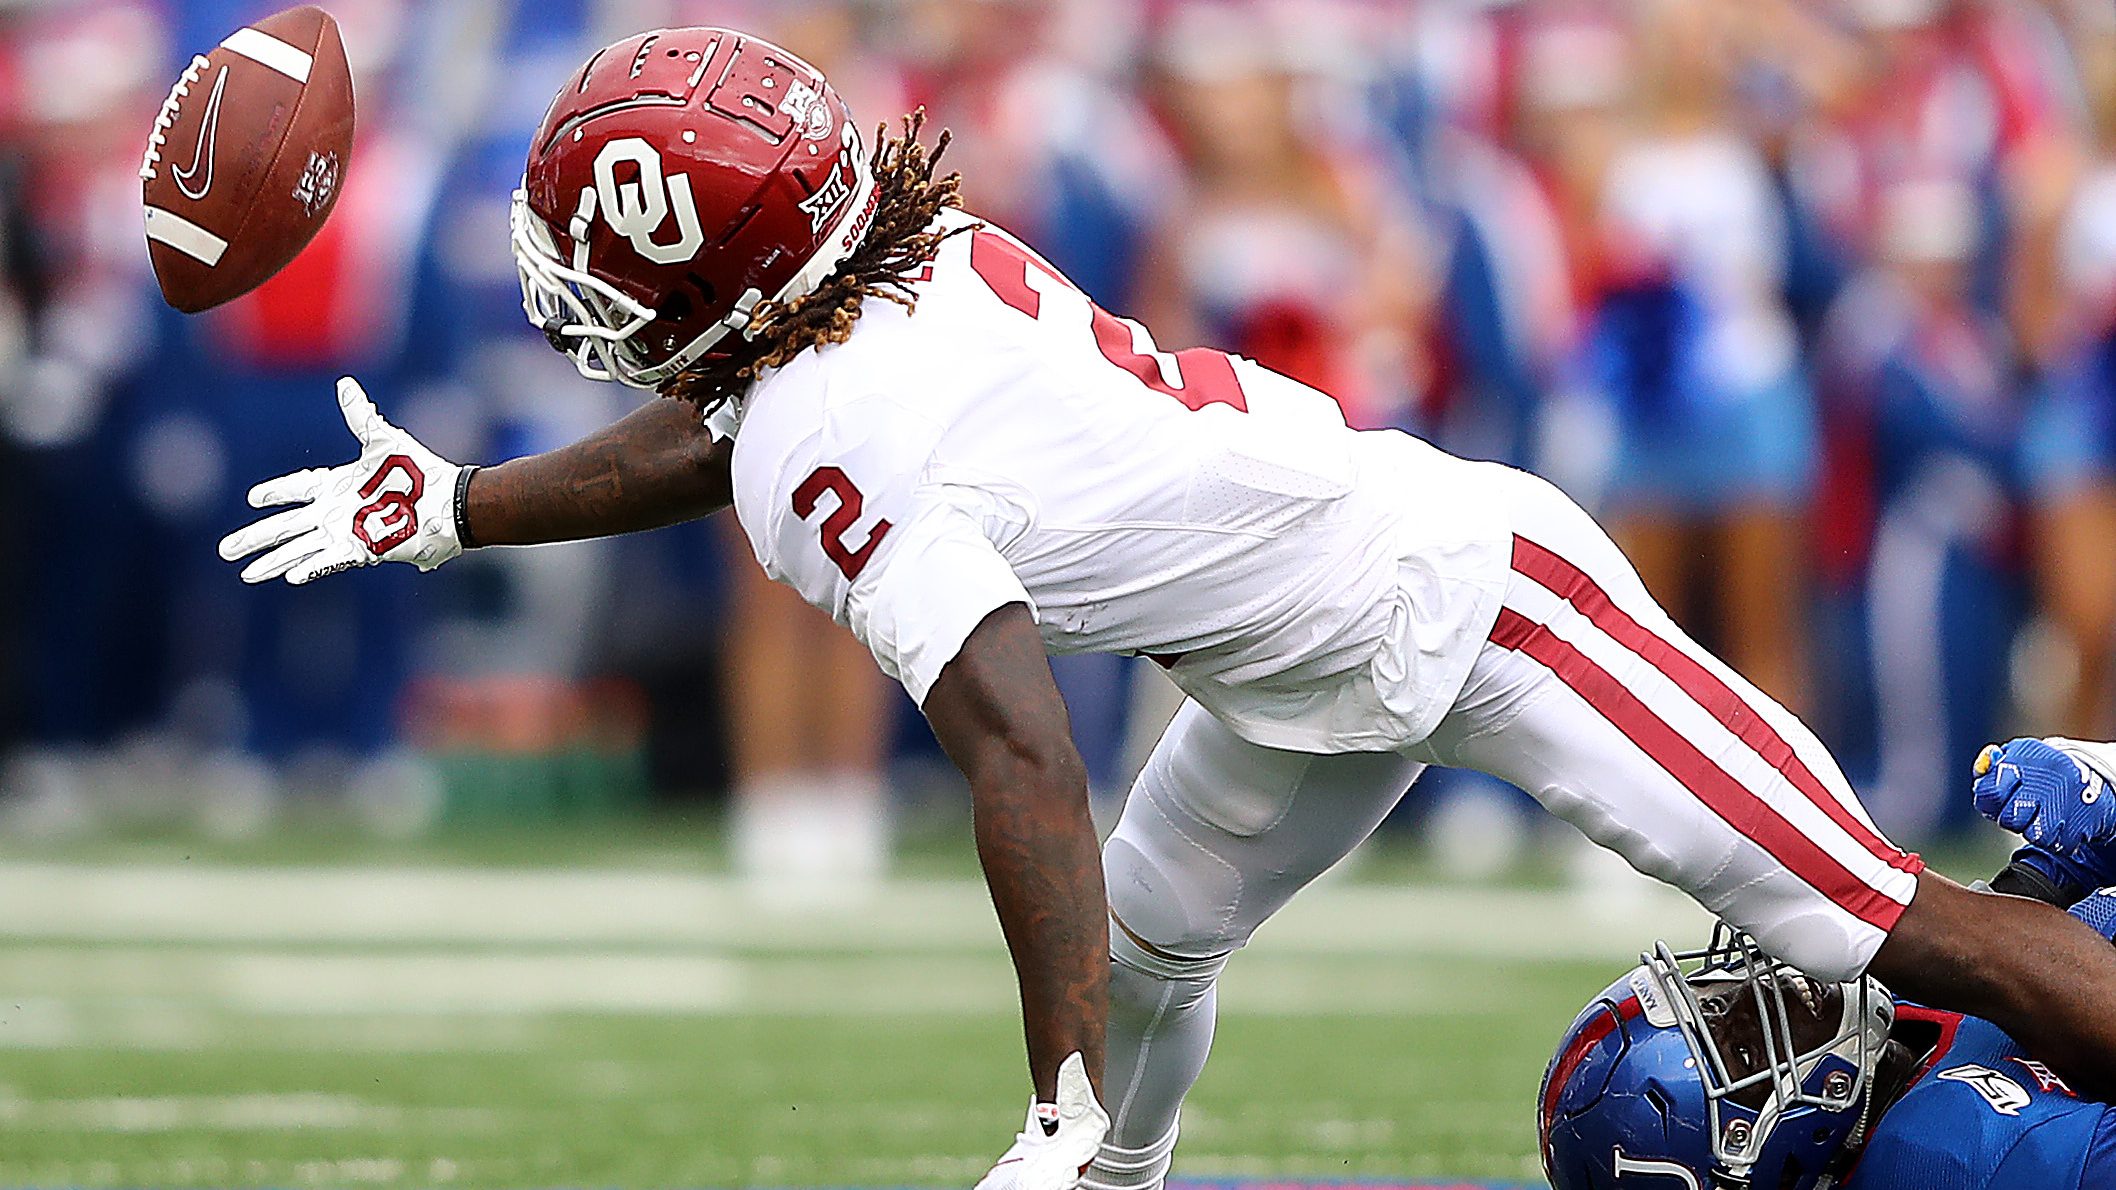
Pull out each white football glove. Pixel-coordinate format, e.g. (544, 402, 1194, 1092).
(218, 378, 469, 586)
(974, 1053, 1110, 1190)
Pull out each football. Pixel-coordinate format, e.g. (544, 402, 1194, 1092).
(139, 5, 354, 314)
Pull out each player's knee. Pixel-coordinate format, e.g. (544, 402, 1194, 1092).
(1744, 911, 1875, 985)
(1109, 925, 1223, 1020)
(1104, 813, 1252, 960)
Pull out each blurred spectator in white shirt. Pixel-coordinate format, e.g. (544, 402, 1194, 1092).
(1561, 0, 1819, 716)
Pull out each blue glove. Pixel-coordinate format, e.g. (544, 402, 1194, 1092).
(1995, 843, 2101, 908)
(2069, 887, 2116, 944)
(1972, 738, 2116, 859)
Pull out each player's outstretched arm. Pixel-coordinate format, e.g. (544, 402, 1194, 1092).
(465, 395, 730, 546)
(219, 380, 730, 585)
(923, 604, 1109, 1106)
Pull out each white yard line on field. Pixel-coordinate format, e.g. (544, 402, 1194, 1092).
(0, 948, 742, 1016)
(0, 860, 1711, 958)
(0, 944, 1637, 1024)
(0, 995, 546, 1050)
(0, 1091, 382, 1132)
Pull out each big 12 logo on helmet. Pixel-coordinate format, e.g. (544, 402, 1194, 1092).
(353, 455, 425, 555)
(797, 123, 862, 235)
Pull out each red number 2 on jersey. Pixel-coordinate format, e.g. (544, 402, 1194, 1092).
(793, 465, 891, 580)
(968, 228, 1247, 413)
(793, 231, 1241, 577)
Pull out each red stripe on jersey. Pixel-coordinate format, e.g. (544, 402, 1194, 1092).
(1488, 607, 1909, 932)
(1891, 1004, 1968, 1084)
(1510, 536, 1921, 877)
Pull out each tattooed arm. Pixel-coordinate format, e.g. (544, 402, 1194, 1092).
(466, 397, 731, 546)
(923, 603, 1107, 1100)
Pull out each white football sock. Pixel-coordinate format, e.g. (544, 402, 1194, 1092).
(1095, 925, 1224, 1179)
(1082, 1117, 1179, 1190)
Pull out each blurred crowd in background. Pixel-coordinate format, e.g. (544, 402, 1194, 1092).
(3, 0, 2116, 879)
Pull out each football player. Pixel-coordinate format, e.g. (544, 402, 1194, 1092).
(1541, 737, 2116, 1189)
(216, 29, 2116, 1190)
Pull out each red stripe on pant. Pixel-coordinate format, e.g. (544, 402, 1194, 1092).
(1488, 607, 1910, 933)
(1512, 535, 1921, 876)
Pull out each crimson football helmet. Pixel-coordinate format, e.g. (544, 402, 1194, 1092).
(511, 27, 878, 390)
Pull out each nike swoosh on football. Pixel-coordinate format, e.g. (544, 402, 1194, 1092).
(173, 65, 228, 202)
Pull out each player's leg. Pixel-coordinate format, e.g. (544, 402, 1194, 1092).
(1418, 468, 1919, 982)
(1430, 472, 2116, 1087)
(1091, 701, 1423, 1190)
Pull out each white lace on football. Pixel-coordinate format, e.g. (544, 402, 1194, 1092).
(140, 54, 212, 182)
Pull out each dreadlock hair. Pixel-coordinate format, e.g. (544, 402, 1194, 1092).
(664, 110, 967, 411)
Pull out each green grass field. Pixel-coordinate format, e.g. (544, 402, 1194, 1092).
(0, 826, 2005, 1189)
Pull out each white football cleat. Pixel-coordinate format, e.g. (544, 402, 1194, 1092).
(975, 1053, 1111, 1190)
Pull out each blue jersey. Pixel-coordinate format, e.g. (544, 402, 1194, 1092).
(1847, 1005, 2116, 1189)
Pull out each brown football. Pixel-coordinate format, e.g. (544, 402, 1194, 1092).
(139, 5, 354, 314)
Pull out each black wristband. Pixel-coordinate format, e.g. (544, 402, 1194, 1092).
(1988, 850, 2084, 909)
(453, 465, 480, 550)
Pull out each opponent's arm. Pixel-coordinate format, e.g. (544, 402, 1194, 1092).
(465, 395, 730, 546)
(923, 603, 1108, 1101)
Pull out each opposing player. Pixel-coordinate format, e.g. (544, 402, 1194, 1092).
(216, 28, 2116, 1189)
(1541, 737, 2116, 1189)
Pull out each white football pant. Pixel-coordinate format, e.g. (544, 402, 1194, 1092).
(1090, 468, 1921, 1181)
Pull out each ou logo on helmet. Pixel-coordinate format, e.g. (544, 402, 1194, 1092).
(591, 137, 706, 265)
(1612, 1149, 1703, 1190)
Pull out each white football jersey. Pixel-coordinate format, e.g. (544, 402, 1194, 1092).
(727, 209, 1514, 752)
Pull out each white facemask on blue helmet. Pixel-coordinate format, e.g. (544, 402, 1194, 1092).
(1540, 924, 1895, 1190)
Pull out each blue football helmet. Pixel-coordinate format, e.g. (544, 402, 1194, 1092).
(1539, 924, 1895, 1190)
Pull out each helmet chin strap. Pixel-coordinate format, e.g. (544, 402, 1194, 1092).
(1834, 1030, 1921, 1180)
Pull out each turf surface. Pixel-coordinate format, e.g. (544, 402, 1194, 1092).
(1, 1004, 1580, 1187)
(0, 830, 2008, 1188)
